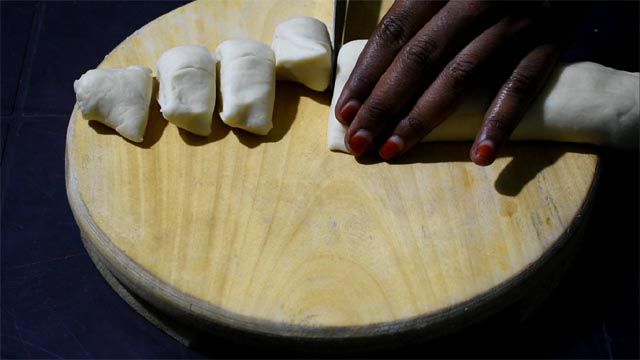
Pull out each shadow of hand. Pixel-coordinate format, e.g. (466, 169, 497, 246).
(356, 142, 595, 197)
(494, 143, 596, 196)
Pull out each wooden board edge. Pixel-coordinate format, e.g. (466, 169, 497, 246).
(80, 231, 199, 347)
(65, 105, 602, 340)
(78, 191, 597, 350)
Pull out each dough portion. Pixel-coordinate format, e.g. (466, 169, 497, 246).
(272, 16, 332, 92)
(328, 40, 640, 152)
(328, 40, 366, 151)
(216, 39, 276, 135)
(74, 66, 153, 143)
(157, 45, 216, 136)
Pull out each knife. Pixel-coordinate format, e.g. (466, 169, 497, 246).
(331, 0, 348, 90)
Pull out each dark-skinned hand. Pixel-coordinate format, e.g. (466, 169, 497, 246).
(335, 0, 586, 165)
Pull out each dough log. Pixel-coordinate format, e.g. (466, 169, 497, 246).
(328, 40, 640, 152)
(74, 66, 153, 143)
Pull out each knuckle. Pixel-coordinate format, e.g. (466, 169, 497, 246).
(362, 98, 392, 126)
(506, 70, 535, 97)
(484, 114, 516, 136)
(375, 16, 409, 48)
(345, 72, 374, 96)
(402, 37, 438, 70)
(465, 0, 485, 12)
(404, 115, 430, 137)
(445, 57, 477, 86)
(510, 16, 534, 33)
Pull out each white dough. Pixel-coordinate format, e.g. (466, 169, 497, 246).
(327, 41, 367, 151)
(328, 40, 640, 152)
(216, 39, 276, 135)
(272, 16, 332, 92)
(74, 66, 153, 143)
(157, 45, 216, 136)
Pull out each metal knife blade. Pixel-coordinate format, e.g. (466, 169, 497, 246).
(331, 0, 348, 90)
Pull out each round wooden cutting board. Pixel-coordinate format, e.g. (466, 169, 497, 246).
(66, 0, 599, 342)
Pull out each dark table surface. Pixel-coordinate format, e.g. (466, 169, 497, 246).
(1, 1, 638, 358)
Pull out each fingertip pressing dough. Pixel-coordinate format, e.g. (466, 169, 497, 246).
(157, 45, 216, 136)
(328, 40, 640, 152)
(272, 16, 332, 92)
(74, 66, 153, 143)
(216, 39, 276, 135)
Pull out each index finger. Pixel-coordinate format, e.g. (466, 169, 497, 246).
(334, 0, 445, 125)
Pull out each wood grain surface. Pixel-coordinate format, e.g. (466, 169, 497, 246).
(66, 0, 599, 339)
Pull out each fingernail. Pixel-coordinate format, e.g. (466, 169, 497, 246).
(474, 140, 495, 165)
(338, 99, 361, 124)
(348, 129, 372, 156)
(379, 136, 404, 160)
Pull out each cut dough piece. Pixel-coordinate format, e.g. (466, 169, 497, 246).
(328, 40, 367, 151)
(74, 66, 153, 143)
(216, 39, 276, 135)
(272, 16, 332, 92)
(157, 45, 216, 136)
(328, 40, 640, 152)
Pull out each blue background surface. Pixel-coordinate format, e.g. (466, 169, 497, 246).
(1, 1, 638, 358)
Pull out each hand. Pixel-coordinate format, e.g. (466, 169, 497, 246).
(335, 0, 585, 165)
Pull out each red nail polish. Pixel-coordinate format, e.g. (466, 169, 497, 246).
(379, 139, 402, 160)
(338, 100, 360, 124)
(475, 141, 494, 164)
(348, 131, 371, 156)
